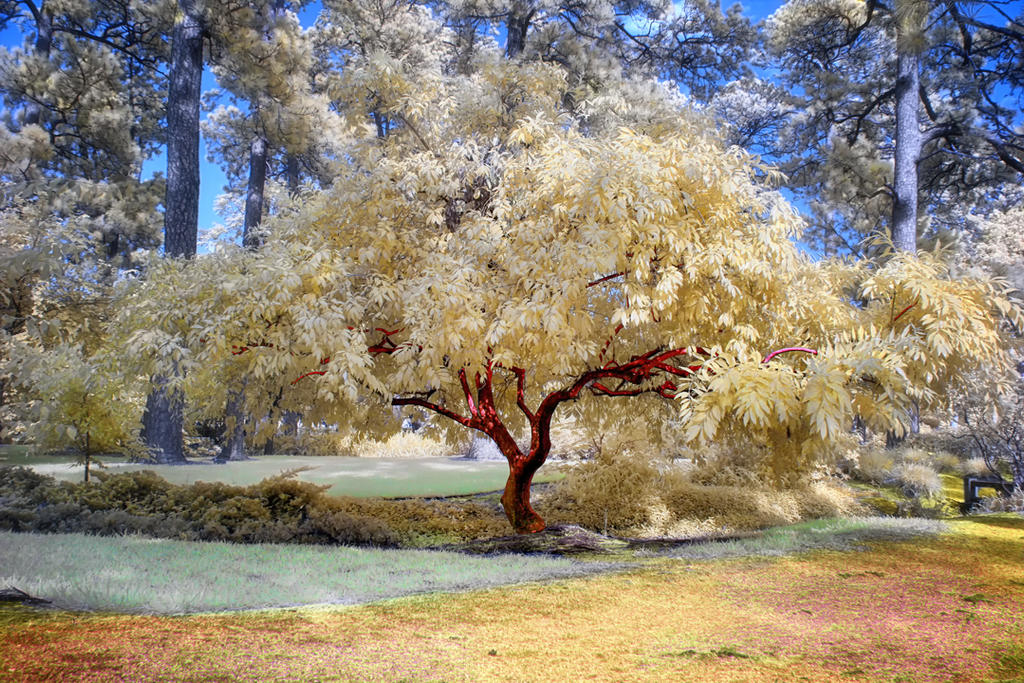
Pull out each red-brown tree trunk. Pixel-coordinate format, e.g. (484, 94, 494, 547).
(499, 450, 548, 536)
(501, 458, 548, 532)
(472, 370, 550, 534)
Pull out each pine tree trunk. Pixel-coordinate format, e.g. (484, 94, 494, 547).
(282, 411, 300, 436)
(163, 0, 203, 259)
(887, 6, 924, 446)
(505, 3, 534, 59)
(286, 155, 300, 196)
(242, 134, 268, 249)
(141, 377, 186, 463)
(142, 0, 203, 462)
(892, 46, 925, 438)
(217, 390, 248, 462)
(891, 27, 921, 254)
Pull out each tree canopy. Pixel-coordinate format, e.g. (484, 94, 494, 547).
(1, 0, 1022, 534)
(754, 0, 1024, 255)
(115, 54, 1022, 532)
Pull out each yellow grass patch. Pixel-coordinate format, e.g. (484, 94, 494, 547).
(2, 516, 1023, 682)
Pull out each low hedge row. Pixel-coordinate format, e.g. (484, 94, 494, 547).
(0, 466, 509, 546)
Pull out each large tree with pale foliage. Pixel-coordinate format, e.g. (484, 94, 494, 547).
(116, 52, 1022, 533)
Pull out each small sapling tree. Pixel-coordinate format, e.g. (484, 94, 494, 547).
(7, 342, 143, 481)
(1, 209, 147, 474)
(120, 58, 1023, 533)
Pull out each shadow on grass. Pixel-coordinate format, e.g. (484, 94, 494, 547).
(993, 643, 1024, 680)
(664, 517, 947, 562)
(0, 603, 65, 628)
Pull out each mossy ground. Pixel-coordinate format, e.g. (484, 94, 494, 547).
(2, 515, 1022, 682)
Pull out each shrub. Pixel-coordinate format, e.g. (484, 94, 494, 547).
(542, 450, 662, 533)
(31, 501, 90, 531)
(541, 452, 861, 537)
(321, 497, 509, 545)
(0, 465, 509, 546)
(0, 465, 61, 504)
(251, 471, 329, 515)
(76, 469, 175, 514)
(305, 506, 399, 545)
(199, 496, 273, 540)
(0, 503, 37, 530)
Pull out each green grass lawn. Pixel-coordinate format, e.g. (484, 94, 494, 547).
(0, 449, 563, 498)
(2, 515, 1022, 682)
(0, 518, 942, 615)
(0, 530, 599, 614)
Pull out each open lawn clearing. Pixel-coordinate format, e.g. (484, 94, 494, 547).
(0, 452, 562, 498)
(2, 516, 1022, 682)
(0, 518, 941, 615)
(0, 531, 601, 614)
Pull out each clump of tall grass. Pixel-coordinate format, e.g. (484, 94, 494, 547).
(275, 429, 456, 458)
(855, 449, 897, 485)
(960, 457, 991, 476)
(891, 462, 943, 498)
(351, 431, 454, 459)
(930, 450, 963, 474)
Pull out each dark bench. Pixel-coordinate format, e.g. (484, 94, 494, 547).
(960, 475, 1016, 513)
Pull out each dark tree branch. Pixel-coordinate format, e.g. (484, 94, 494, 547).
(392, 395, 473, 428)
(985, 136, 1024, 174)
